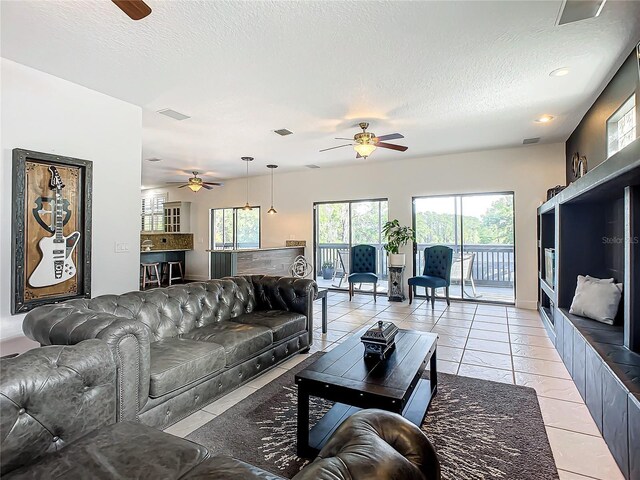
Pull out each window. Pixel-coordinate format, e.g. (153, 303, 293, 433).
(141, 193, 167, 232)
(607, 94, 636, 157)
(210, 207, 260, 249)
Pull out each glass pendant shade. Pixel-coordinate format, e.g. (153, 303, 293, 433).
(266, 164, 278, 215)
(241, 156, 253, 210)
(354, 143, 377, 158)
(188, 183, 203, 192)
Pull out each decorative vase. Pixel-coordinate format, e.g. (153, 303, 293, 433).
(389, 253, 406, 267)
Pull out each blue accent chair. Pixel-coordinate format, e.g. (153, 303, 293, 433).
(409, 246, 453, 308)
(348, 244, 378, 302)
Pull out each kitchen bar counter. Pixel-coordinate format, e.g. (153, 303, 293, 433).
(209, 246, 304, 278)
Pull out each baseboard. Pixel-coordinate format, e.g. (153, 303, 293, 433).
(515, 299, 537, 310)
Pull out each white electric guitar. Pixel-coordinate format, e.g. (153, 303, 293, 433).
(29, 166, 81, 288)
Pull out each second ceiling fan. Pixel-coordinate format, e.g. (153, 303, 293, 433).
(320, 122, 408, 159)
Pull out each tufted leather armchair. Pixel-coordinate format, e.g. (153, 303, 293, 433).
(408, 246, 453, 308)
(23, 275, 317, 429)
(348, 244, 379, 302)
(1, 343, 440, 479)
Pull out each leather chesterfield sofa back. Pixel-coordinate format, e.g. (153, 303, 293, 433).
(0, 340, 117, 476)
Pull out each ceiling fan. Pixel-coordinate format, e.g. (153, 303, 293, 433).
(320, 122, 408, 159)
(112, 0, 152, 20)
(166, 172, 223, 193)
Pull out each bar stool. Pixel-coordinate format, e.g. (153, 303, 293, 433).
(141, 263, 161, 289)
(164, 261, 184, 286)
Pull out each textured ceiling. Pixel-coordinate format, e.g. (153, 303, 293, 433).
(2, 0, 639, 186)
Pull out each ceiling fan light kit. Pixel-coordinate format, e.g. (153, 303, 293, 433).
(267, 164, 278, 214)
(167, 171, 223, 192)
(242, 157, 254, 211)
(320, 122, 408, 159)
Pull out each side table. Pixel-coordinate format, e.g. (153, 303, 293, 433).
(316, 288, 328, 333)
(388, 266, 405, 302)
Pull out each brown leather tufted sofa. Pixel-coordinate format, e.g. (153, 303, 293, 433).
(22, 275, 317, 429)
(1, 341, 440, 479)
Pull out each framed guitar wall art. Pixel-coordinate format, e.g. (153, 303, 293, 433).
(11, 148, 93, 314)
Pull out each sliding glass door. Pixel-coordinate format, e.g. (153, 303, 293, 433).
(314, 199, 388, 292)
(413, 193, 515, 303)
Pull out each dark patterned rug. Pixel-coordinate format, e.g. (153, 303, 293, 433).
(187, 353, 558, 479)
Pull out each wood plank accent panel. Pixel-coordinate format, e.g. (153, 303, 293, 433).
(209, 247, 303, 278)
(236, 247, 303, 275)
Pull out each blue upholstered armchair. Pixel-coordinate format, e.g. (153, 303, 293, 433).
(409, 246, 453, 307)
(348, 244, 378, 302)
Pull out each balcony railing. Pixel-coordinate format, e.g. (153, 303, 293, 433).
(417, 243, 514, 287)
(317, 243, 514, 287)
(317, 243, 388, 280)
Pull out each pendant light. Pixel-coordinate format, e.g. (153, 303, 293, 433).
(241, 157, 253, 211)
(266, 164, 278, 214)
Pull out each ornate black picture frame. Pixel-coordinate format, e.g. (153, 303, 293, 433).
(11, 148, 93, 314)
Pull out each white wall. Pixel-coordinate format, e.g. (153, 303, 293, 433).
(144, 142, 566, 309)
(0, 59, 142, 354)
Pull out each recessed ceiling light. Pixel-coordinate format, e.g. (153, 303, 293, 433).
(549, 67, 570, 77)
(535, 115, 555, 124)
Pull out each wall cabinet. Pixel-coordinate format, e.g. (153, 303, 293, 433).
(164, 201, 191, 233)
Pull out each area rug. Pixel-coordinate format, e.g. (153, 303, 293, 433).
(187, 353, 558, 479)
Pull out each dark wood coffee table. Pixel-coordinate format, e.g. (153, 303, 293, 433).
(295, 327, 438, 457)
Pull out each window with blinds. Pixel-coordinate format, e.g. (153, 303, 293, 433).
(141, 193, 168, 232)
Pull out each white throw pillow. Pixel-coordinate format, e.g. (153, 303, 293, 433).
(569, 275, 623, 325)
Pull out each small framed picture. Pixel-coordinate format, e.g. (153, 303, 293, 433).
(11, 148, 93, 314)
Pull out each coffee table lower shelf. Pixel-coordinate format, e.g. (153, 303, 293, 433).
(303, 377, 435, 457)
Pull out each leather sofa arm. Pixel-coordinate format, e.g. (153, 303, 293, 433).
(0, 340, 117, 476)
(243, 276, 318, 342)
(23, 305, 151, 422)
(292, 409, 441, 480)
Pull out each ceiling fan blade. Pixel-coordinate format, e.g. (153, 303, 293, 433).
(375, 142, 408, 152)
(374, 133, 404, 142)
(319, 143, 353, 152)
(112, 0, 152, 20)
(202, 182, 224, 186)
(202, 184, 214, 190)
(177, 184, 190, 188)
(356, 152, 362, 159)
(334, 137, 355, 141)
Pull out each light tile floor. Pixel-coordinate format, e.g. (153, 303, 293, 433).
(164, 292, 624, 480)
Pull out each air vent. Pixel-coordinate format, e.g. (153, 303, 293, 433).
(523, 137, 541, 145)
(305, 164, 320, 169)
(556, 0, 606, 25)
(146, 157, 162, 162)
(274, 129, 293, 136)
(157, 108, 191, 121)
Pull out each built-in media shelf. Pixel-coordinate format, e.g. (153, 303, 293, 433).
(537, 140, 640, 478)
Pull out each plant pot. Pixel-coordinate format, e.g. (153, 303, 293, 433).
(388, 253, 406, 267)
(322, 267, 334, 280)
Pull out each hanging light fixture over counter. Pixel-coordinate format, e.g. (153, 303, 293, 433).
(267, 164, 278, 214)
(241, 156, 253, 211)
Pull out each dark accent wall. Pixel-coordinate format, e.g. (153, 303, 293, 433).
(566, 49, 640, 184)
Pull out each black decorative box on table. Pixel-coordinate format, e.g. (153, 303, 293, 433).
(361, 320, 398, 360)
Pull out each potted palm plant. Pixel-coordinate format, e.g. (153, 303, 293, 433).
(382, 219, 416, 267)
